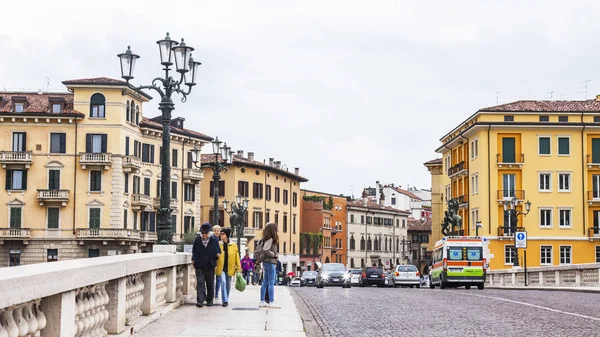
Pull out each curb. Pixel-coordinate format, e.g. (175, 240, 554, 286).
(486, 286, 600, 294)
(288, 289, 324, 337)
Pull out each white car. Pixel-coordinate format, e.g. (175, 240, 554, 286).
(348, 269, 362, 285)
(393, 265, 421, 288)
(290, 277, 302, 287)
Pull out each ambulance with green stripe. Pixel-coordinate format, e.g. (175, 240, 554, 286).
(429, 236, 488, 290)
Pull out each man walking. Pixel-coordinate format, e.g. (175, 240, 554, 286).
(192, 223, 220, 307)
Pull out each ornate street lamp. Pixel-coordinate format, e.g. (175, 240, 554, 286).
(223, 195, 249, 251)
(117, 33, 202, 245)
(503, 198, 531, 267)
(191, 136, 232, 227)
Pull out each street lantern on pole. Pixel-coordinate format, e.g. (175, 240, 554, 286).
(475, 221, 483, 237)
(191, 137, 232, 227)
(117, 33, 201, 244)
(223, 195, 249, 252)
(503, 198, 531, 267)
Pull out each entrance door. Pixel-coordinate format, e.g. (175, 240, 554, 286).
(9, 251, 21, 266)
(502, 174, 516, 199)
(593, 138, 600, 163)
(502, 138, 516, 163)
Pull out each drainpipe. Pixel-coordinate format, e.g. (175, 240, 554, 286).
(460, 134, 470, 234)
(582, 111, 586, 236)
(72, 122, 78, 235)
(487, 125, 492, 235)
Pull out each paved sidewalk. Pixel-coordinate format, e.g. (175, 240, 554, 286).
(487, 285, 600, 293)
(134, 284, 307, 337)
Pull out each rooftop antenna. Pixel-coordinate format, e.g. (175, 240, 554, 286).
(585, 80, 591, 99)
(548, 91, 554, 100)
(46, 77, 50, 92)
(496, 91, 503, 104)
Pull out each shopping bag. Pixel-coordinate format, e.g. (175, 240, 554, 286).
(235, 272, 246, 292)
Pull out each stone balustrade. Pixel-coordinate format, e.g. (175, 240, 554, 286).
(0, 228, 31, 239)
(76, 228, 141, 241)
(0, 253, 195, 336)
(486, 263, 600, 287)
(0, 151, 33, 167)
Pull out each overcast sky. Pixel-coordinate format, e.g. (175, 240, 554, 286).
(2, 1, 600, 197)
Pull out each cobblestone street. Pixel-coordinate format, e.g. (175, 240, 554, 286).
(290, 286, 600, 337)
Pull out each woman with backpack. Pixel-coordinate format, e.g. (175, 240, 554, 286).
(256, 222, 281, 309)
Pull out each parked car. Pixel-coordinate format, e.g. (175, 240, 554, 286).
(384, 272, 395, 288)
(393, 265, 421, 288)
(348, 269, 362, 286)
(316, 263, 351, 288)
(290, 277, 302, 287)
(300, 271, 318, 287)
(360, 267, 385, 287)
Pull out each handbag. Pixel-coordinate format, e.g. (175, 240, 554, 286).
(235, 272, 247, 292)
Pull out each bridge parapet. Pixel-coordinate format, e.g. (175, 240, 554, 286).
(486, 263, 600, 288)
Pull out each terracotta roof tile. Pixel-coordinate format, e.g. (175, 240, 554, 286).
(139, 117, 212, 141)
(479, 100, 600, 112)
(200, 153, 309, 182)
(407, 218, 432, 232)
(0, 92, 83, 117)
(62, 77, 128, 86)
(392, 187, 422, 201)
(347, 200, 411, 214)
(424, 158, 442, 165)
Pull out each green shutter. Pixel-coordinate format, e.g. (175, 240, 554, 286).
(558, 137, 570, 155)
(539, 137, 550, 155)
(89, 208, 100, 229)
(593, 139, 600, 163)
(171, 215, 177, 232)
(48, 208, 59, 229)
(502, 138, 516, 163)
(10, 208, 21, 229)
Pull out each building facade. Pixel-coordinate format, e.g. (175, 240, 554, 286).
(424, 158, 443, 253)
(435, 98, 600, 270)
(0, 77, 211, 266)
(364, 183, 428, 220)
(407, 218, 432, 273)
(200, 154, 307, 275)
(346, 193, 410, 270)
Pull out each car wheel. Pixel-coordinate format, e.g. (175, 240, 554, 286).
(409, 286, 413, 289)
(465, 286, 471, 290)
(416, 285, 420, 289)
(429, 282, 435, 289)
(440, 282, 447, 289)
(478, 283, 484, 290)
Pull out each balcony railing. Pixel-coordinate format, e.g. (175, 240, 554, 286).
(80, 153, 112, 169)
(447, 161, 466, 177)
(496, 153, 525, 166)
(140, 231, 158, 242)
(0, 151, 33, 168)
(132, 194, 152, 209)
(331, 247, 338, 253)
(182, 168, 203, 182)
(122, 155, 142, 172)
(244, 227, 256, 238)
(332, 228, 338, 235)
(0, 228, 31, 239)
(152, 198, 179, 209)
(589, 227, 600, 238)
(37, 189, 70, 206)
(497, 190, 525, 200)
(457, 195, 468, 205)
(588, 191, 600, 203)
(497, 226, 526, 237)
(77, 228, 140, 240)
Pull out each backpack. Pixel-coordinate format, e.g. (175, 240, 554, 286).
(254, 239, 267, 263)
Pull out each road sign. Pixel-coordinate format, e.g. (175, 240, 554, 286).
(515, 231, 527, 248)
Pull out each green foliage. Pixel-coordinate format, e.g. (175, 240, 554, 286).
(183, 231, 197, 244)
(303, 195, 324, 202)
(300, 232, 323, 255)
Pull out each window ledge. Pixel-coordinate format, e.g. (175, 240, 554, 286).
(89, 117, 107, 120)
(87, 191, 105, 197)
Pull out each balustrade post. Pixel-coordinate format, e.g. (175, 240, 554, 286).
(165, 266, 177, 303)
(555, 270, 561, 285)
(511, 272, 516, 286)
(182, 264, 192, 295)
(141, 270, 157, 315)
(106, 278, 126, 334)
(575, 270, 581, 286)
(539, 271, 544, 286)
(41, 291, 76, 337)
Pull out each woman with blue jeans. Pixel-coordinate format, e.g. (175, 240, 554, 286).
(215, 228, 241, 307)
(259, 222, 281, 309)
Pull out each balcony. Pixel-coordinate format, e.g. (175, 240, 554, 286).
(332, 228, 338, 235)
(244, 227, 256, 238)
(37, 189, 70, 206)
(589, 227, 600, 239)
(497, 190, 525, 201)
(140, 231, 158, 242)
(497, 226, 525, 237)
(0, 151, 33, 168)
(331, 246, 338, 253)
(496, 153, 524, 169)
(586, 154, 600, 169)
(447, 161, 467, 178)
(182, 168, 203, 183)
(0, 228, 31, 240)
(152, 197, 179, 210)
(588, 191, 600, 204)
(122, 155, 142, 173)
(76, 228, 140, 241)
(457, 195, 468, 209)
(79, 153, 112, 170)
(131, 194, 152, 210)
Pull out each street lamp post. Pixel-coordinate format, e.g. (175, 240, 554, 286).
(223, 195, 250, 252)
(503, 198, 532, 267)
(191, 138, 232, 227)
(117, 33, 202, 244)
(475, 220, 483, 237)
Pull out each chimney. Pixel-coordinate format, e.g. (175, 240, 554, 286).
(295, 167, 299, 175)
(375, 181, 380, 201)
(274, 161, 281, 169)
(237, 150, 244, 157)
(379, 191, 385, 206)
(248, 152, 254, 161)
(269, 158, 274, 166)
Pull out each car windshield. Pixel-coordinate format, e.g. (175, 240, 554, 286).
(349, 270, 362, 275)
(397, 265, 418, 272)
(322, 264, 346, 271)
(366, 267, 382, 273)
(302, 271, 317, 277)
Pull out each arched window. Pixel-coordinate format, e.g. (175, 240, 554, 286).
(374, 237, 379, 251)
(90, 93, 106, 118)
(135, 106, 140, 125)
(396, 238, 400, 252)
(130, 104, 136, 123)
(126, 100, 130, 122)
(350, 235, 355, 250)
(367, 236, 372, 251)
(360, 236, 365, 250)
(384, 237, 388, 251)
(350, 258, 355, 268)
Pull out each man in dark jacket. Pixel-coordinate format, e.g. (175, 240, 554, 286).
(192, 223, 221, 307)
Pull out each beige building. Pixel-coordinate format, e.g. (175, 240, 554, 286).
(200, 154, 307, 274)
(0, 77, 211, 266)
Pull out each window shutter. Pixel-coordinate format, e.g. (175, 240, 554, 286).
(172, 182, 177, 199)
(157, 180, 161, 197)
(219, 181, 225, 197)
(209, 181, 214, 197)
(85, 134, 92, 153)
(187, 152, 193, 168)
(49, 170, 56, 189)
(144, 178, 150, 196)
(22, 171, 27, 190)
(60, 134, 66, 153)
(191, 184, 195, 201)
(6, 170, 11, 190)
(125, 136, 130, 156)
(101, 135, 107, 153)
(150, 145, 155, 164)
(172, 149, 178, 168)
(22, 133, 26, 151)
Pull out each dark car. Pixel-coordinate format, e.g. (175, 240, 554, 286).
(360, 267, 386, 287)
(316, 263, 351, 288)
(301, 271, 318, 287)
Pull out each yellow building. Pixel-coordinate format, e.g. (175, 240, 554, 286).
(0, 77, 211, 266)
(424, 158, 443, 253)
(199, 154, 307, 275)
(435, 99, 600, 270)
